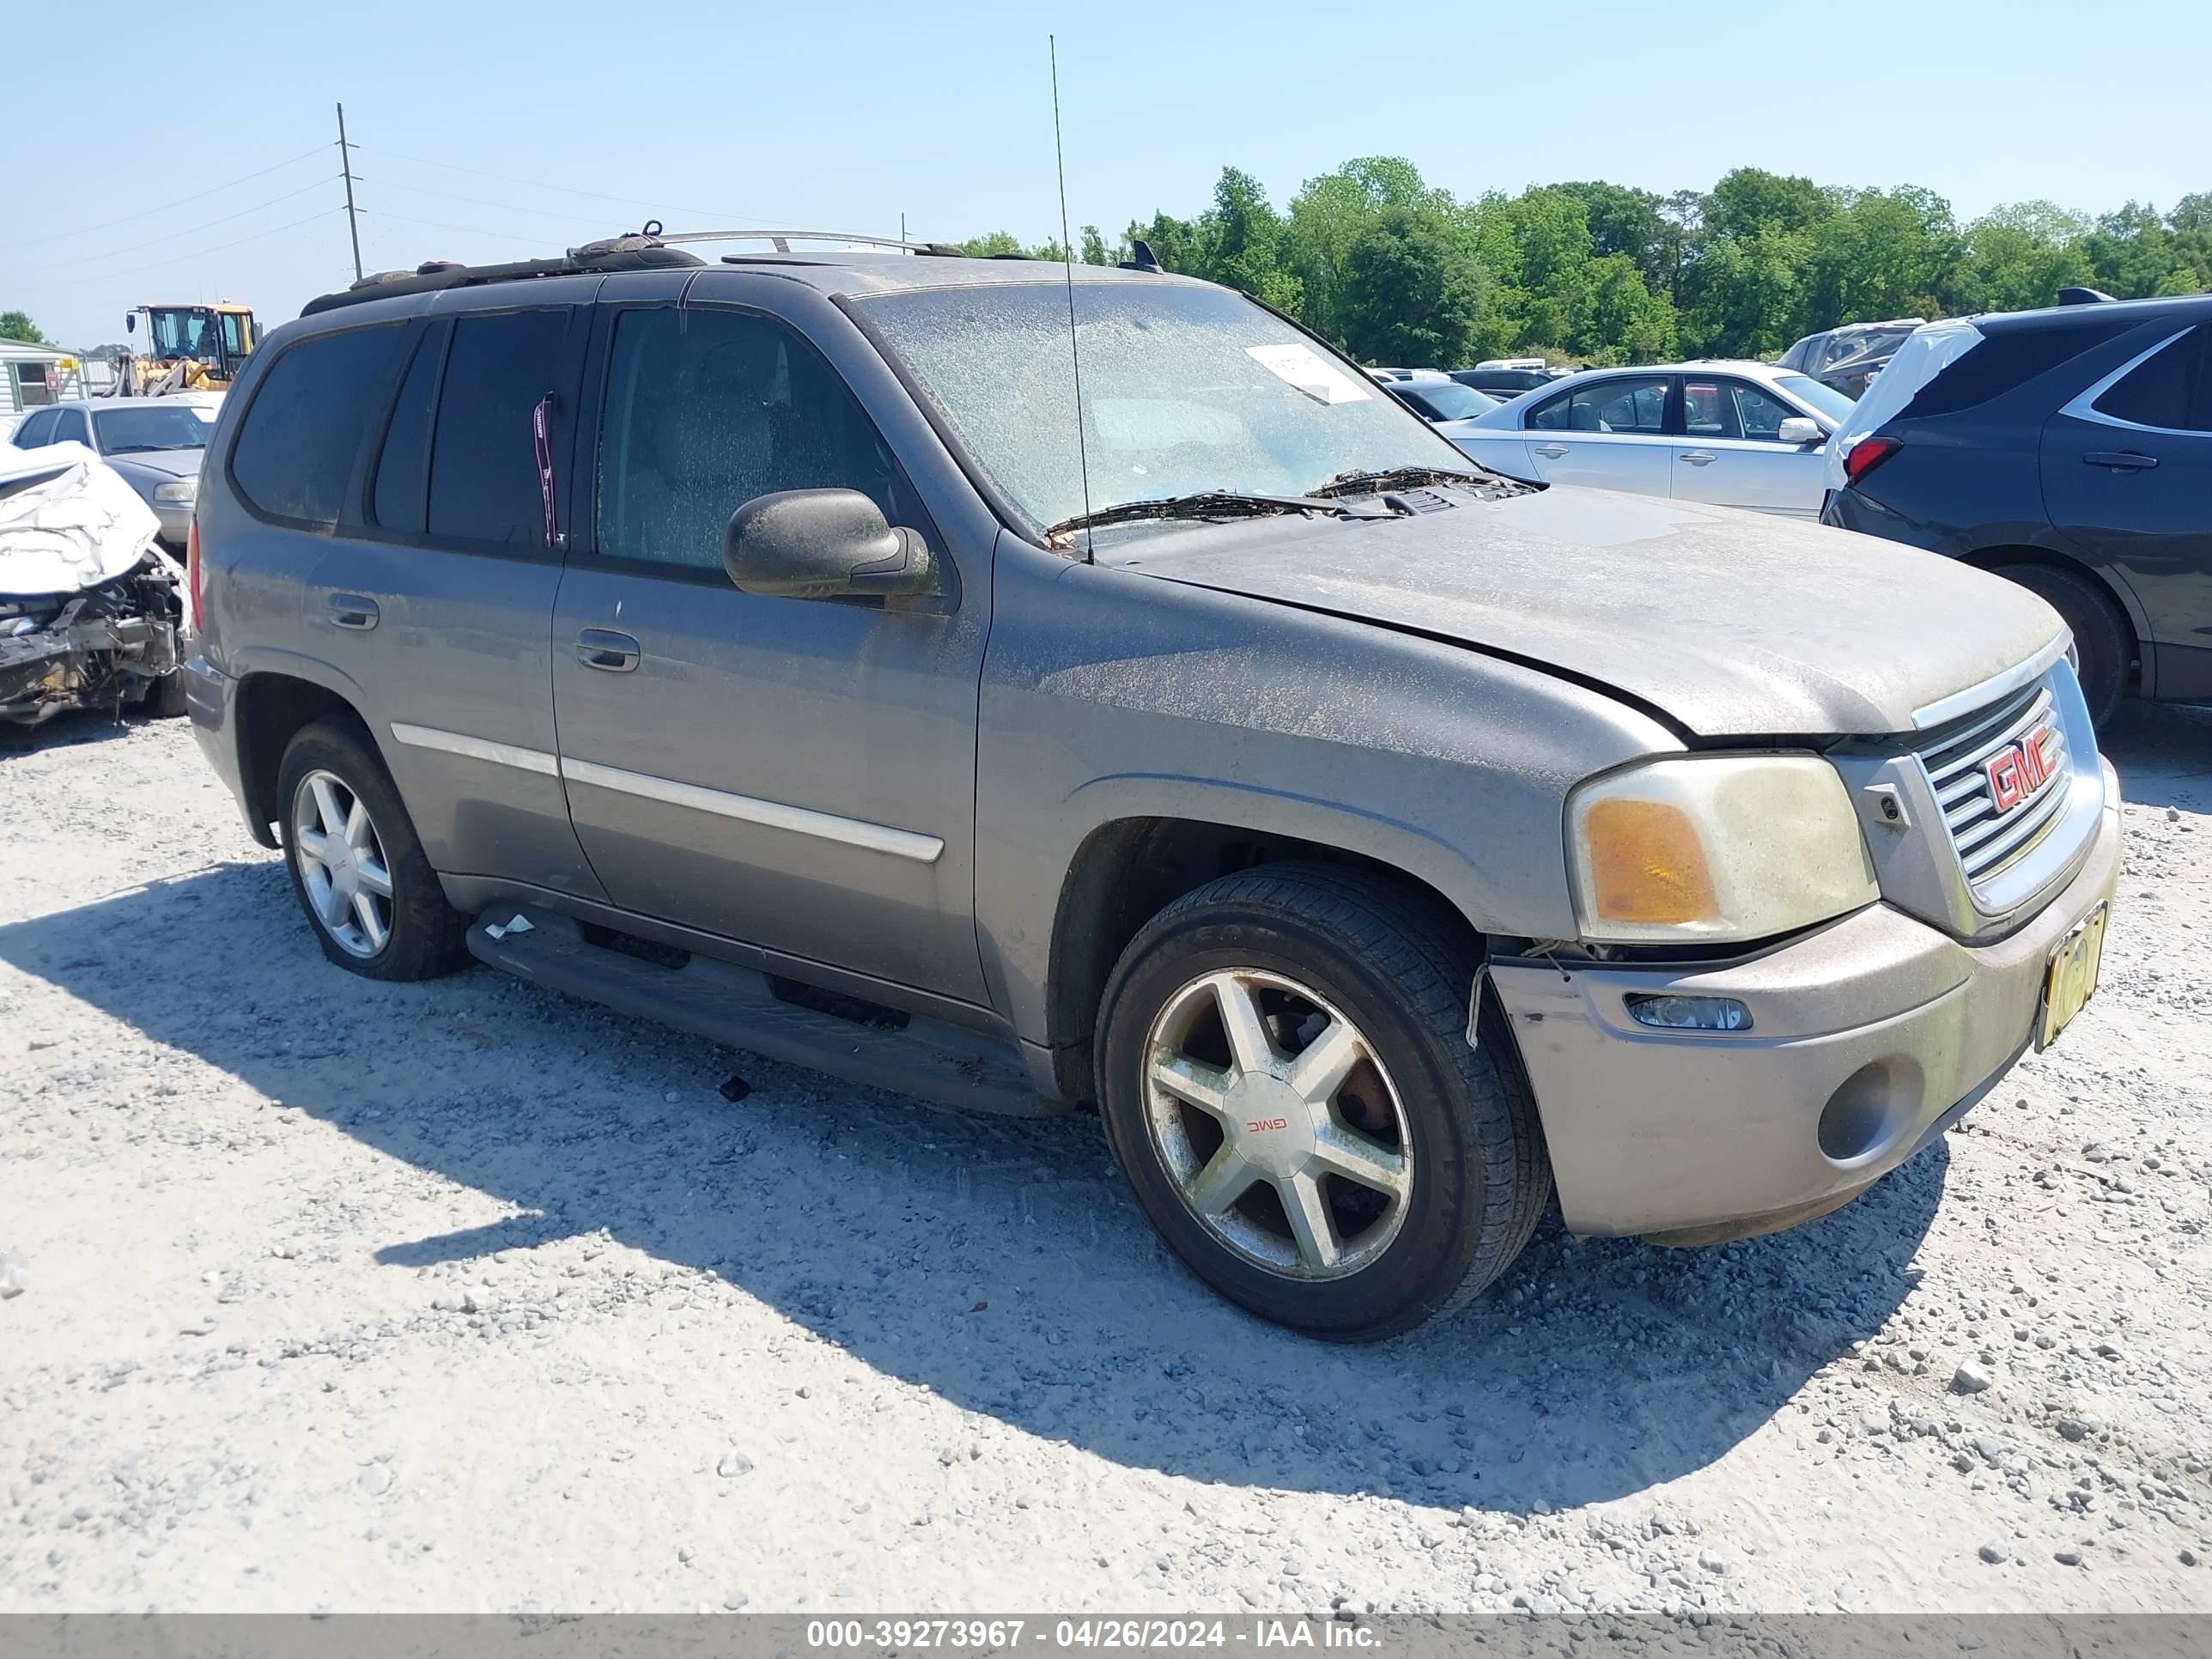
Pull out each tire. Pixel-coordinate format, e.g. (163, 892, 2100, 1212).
(1995, 563, 2130, 727)
(276, 718, 468, 981)
(142, 668, 190, 720)
(1096, 863, 1551, 1340)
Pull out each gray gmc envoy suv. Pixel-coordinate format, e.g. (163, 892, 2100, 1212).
(184, 234, 2121, 1339)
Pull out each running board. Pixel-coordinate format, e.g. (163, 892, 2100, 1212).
(465, 906, 1049, 1117)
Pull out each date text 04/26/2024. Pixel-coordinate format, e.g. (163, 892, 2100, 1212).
(804, 1621, 1380, 1650)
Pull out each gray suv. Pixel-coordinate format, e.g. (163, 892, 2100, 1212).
(183, 236, 2121, 1338)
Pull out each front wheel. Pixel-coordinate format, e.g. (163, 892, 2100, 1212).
(1097, 864, 1551, 1340)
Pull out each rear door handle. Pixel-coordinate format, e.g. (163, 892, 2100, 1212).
(1533, 443, 1569, 459)
(326, 593, 380, 630)
(575, 628, 641, 672)
(1677, 450, 1717, 465)
(2084, 451, 2158, 471)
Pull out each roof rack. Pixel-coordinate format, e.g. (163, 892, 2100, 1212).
(301, 222, 971, 317)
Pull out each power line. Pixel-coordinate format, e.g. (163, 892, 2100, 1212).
(354, 175, 616, 234)
(10, 144, 331, 250)
(359, 209, 556, 249)
(39, 176, 340, 274)
(10, 209, 348, 297)
(353, 142, 787, 229)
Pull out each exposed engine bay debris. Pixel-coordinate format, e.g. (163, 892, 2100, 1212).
(1, 443, 186, 728)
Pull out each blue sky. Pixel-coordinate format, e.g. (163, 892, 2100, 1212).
(10, 0, 2209, 347)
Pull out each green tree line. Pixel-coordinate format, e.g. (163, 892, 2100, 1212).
(963, 162, 2212, 368)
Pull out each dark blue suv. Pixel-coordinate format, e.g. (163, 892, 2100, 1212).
(1824, 293, 2212, 725)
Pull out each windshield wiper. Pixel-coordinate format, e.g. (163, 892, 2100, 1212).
(1043, 490, 1372, 545)
(1309, 464, 1495, 498)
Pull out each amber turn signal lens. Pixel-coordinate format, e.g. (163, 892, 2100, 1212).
(1582, 798, 1719, 926)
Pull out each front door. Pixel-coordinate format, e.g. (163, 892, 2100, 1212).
(1670, 375, 1829, 517)
(2042, 321, 2212, 698)
(1520, 374, 1674, 499)
(550, 299, 990, 1003)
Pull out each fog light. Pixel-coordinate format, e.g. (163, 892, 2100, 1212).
(1625, 994, 1752, 1032)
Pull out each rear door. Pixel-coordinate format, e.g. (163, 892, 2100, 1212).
(1519, 374, 1674, 497)
(550, 288, 991, 1001)
(264, 294, 604, 896)
(2042, 321, 2212, 697)
(1671, 375, 1828, 516)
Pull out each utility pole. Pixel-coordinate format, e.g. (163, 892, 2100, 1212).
(336, 102, 363, 282)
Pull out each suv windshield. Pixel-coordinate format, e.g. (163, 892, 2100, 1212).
(92, 404, 212, 453)
(855, 281, 1468, 533)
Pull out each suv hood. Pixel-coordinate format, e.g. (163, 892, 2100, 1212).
(1107, 486, 2062, 738)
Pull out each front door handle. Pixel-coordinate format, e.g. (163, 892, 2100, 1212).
(2084, 451, 2158, 471)
(326, 593, 380, 630)
(1677, 450, 1717, 465)
(1533, 443, 1569, 459)
(575, 628, 641, 672)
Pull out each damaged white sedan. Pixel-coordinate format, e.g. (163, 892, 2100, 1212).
(1, 442, 189, 727)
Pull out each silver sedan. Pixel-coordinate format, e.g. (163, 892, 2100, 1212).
(6, 397, 217, 544)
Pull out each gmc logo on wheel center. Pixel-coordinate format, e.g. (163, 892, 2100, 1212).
(1984, 723, 2061, 816)
(1246, 1118, 1290, 1133)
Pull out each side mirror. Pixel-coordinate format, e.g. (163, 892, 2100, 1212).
(724, 489, 935, 601)
(125, 313, 137, 335)
(1777, 416, 1822, 446)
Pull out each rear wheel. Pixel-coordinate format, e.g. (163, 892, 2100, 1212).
(276, 719, 468, 981)
(1995, 563, 2130, 726)
(1097, 864, 1550, 1340)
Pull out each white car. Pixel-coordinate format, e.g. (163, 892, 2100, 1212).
(1449, 360, 1860, 517)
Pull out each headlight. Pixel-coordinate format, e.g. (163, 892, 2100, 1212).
(1566, 755, 1877, 943)
(152, 479, 198, 504)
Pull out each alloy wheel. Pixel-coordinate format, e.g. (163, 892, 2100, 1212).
(1141, 968, 1413, 1279)
(291, 769, 395, 959)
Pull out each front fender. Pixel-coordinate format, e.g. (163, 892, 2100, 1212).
(973, 546, 1680, 1048)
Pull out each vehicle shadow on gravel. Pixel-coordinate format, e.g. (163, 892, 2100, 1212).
(0, 860, 1945, 1513)
(2101, 702, 2212, 815)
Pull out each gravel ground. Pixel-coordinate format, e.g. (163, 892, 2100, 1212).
(1, 706, 2208, 1616)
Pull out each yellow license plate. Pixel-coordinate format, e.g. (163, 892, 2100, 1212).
(2038, 902, 2108, 1050)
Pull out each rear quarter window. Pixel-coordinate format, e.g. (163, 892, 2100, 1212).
(1903, 315, 2137, 421)
(229, 325, 403, 527)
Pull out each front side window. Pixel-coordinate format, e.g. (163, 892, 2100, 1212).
(425, 310, 570, 550)
(854, 281, 1466, 534)
(51, 407, 88, 447)
(219, 312, 250, 357)
(2092, 327, 2210, 434)
(229, 325, 402, 527)
(596, 306, 908, 572)
(1686, 380, 1797, 441)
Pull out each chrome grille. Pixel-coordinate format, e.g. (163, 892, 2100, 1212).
(1914, 678, 2072, 895)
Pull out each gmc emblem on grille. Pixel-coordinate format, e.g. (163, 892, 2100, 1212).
(1985, 723, 2061, 814)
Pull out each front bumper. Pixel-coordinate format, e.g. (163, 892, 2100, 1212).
(1489, 762, 2121, 1241)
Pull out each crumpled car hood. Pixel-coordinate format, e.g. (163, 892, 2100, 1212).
(1105, 485, 2063, 738)
(0, 442, 163, 597)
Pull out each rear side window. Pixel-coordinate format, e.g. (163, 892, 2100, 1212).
(595, 305, 907, 573)
(370, 321, 449, 532)
(1904, 316, 2136, 420)
(426, 310, 570, 550)
(12, 409, 57, 447)
(2092, 327, 2211, 433)
(52, 407, 88, 446)
(230, 325, 402, 526)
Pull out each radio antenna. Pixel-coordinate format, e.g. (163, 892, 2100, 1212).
(1049, 35, 1095, 559)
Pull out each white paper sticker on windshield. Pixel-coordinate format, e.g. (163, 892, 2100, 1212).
(1245, 343, 1371, 405)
